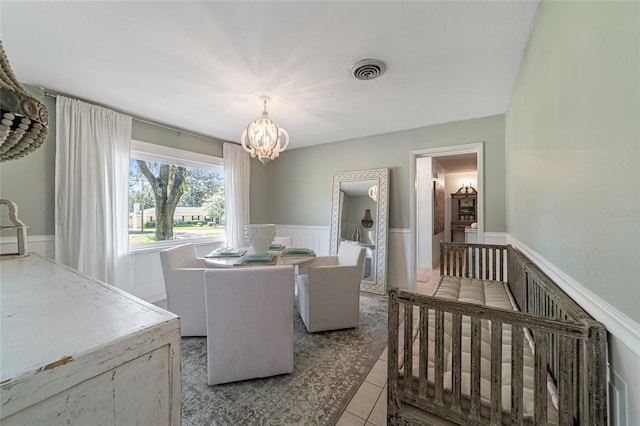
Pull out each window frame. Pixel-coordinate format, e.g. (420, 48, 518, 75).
(128, 140, 225, 253)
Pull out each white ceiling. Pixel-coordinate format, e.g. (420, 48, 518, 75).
(435, 153, 477, 173)
(1, 1, 538, 150)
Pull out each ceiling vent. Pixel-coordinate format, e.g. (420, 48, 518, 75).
(350, 59, 386, 81)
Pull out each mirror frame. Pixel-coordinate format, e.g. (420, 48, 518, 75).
(330, 168, 389, 295)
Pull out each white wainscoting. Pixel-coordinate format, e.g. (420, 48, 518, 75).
(508, 236, 639, 426)
(274, 225, 331, 256)
(482, 232, 507, 245)
(276, 225, 414, 291)
(0, 234, 55, 259)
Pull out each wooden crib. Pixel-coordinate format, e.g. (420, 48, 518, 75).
(388, 242, 608, 425)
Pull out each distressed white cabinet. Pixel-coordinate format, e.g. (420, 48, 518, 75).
(0, 254, 181, 425)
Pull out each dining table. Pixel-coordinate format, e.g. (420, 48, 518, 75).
(203, 247, 317, 269)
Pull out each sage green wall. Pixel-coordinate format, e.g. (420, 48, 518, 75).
(0, 85, 56, 237)
(250, 159, 270, 224)
(506, 1, 640, 321)
(132, 121, 223, 158)
(257, 114, 506, 231)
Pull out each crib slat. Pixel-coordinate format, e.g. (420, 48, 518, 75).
(470, 317, 482, 419)
(403, 304, 413, 388)
(452, 247, 458, 276)
(491, 248, 498, 281)
(451, 313, 462, 411)
(387, 292, 401, 420)
(478, 247, 484, 279)
(511, 325, 524, 425)
(534, 331, 549, 424)
(558, 336, 575, 425)
(499, 247, 504, 281)
(490, 321, 503, 425)
(419, 307, 429, 396)
(434, 309, 444, 403)
(484, 248, 490, 280)
(470, 247, 476, 278)
(462, 246, 467, 277)
(483, 247, 489, 279)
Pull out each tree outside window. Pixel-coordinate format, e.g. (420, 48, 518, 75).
(129, 157, 224, 244)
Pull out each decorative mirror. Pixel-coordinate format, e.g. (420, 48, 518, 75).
(330, 168, 389, 294)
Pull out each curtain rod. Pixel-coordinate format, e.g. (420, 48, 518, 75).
(42, 89, 230, 143)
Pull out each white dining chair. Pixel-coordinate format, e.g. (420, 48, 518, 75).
(203, 265, 295, 385)
(159, 243, 208, 336)
(296, 241, 365, 333)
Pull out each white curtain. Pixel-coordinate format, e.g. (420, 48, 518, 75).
(223, 143, 250, 247)
(55, 96, 131, 287)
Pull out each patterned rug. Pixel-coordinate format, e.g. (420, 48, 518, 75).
(181, 293, 388, 425)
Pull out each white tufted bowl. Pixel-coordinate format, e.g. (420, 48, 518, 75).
(244, 224, 276, 255)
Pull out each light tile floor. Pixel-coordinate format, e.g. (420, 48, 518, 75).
(335, 267, 440, 425)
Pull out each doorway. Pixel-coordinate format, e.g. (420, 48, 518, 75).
(409, 143, 483, 291)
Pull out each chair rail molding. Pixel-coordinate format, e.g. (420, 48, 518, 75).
(507, 234, 639, 426)
(507, 235, 640, 356)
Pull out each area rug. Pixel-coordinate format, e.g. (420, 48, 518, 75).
(181, 293, 388, 425)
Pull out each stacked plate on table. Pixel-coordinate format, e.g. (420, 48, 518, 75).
(281, 248, 316, 257)
(206, 247, 247, 258)
(233, 253, 277, 266)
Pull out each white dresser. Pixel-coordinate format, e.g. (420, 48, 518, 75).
(0, 254, 182, 425)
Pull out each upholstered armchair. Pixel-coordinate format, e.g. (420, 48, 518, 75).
(159, 243, 208, 336)
(204, 265, 295, 385)
(297, 242, 366, 333)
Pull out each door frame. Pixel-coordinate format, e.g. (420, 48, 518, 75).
(409, 142, 484, 289)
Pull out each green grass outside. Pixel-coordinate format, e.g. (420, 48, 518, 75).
(129, 226, 225, 243)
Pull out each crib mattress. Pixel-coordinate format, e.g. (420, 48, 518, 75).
(401, 276, 559, 424)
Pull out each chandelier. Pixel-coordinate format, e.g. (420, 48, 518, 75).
(0, 41, 49, 162)
(240, 96, 290, 165)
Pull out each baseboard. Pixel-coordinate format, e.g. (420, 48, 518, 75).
(507, 235, 640, 358)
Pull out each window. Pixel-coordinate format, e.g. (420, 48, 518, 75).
(129, 140, 224, 247)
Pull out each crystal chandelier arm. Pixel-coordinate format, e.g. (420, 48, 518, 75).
(240, 129, 256, 157)
(277, 127, 290, 152)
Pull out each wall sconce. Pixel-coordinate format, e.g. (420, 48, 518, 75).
(455, 182, 477, 195)
(368, 185, 378, 202)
